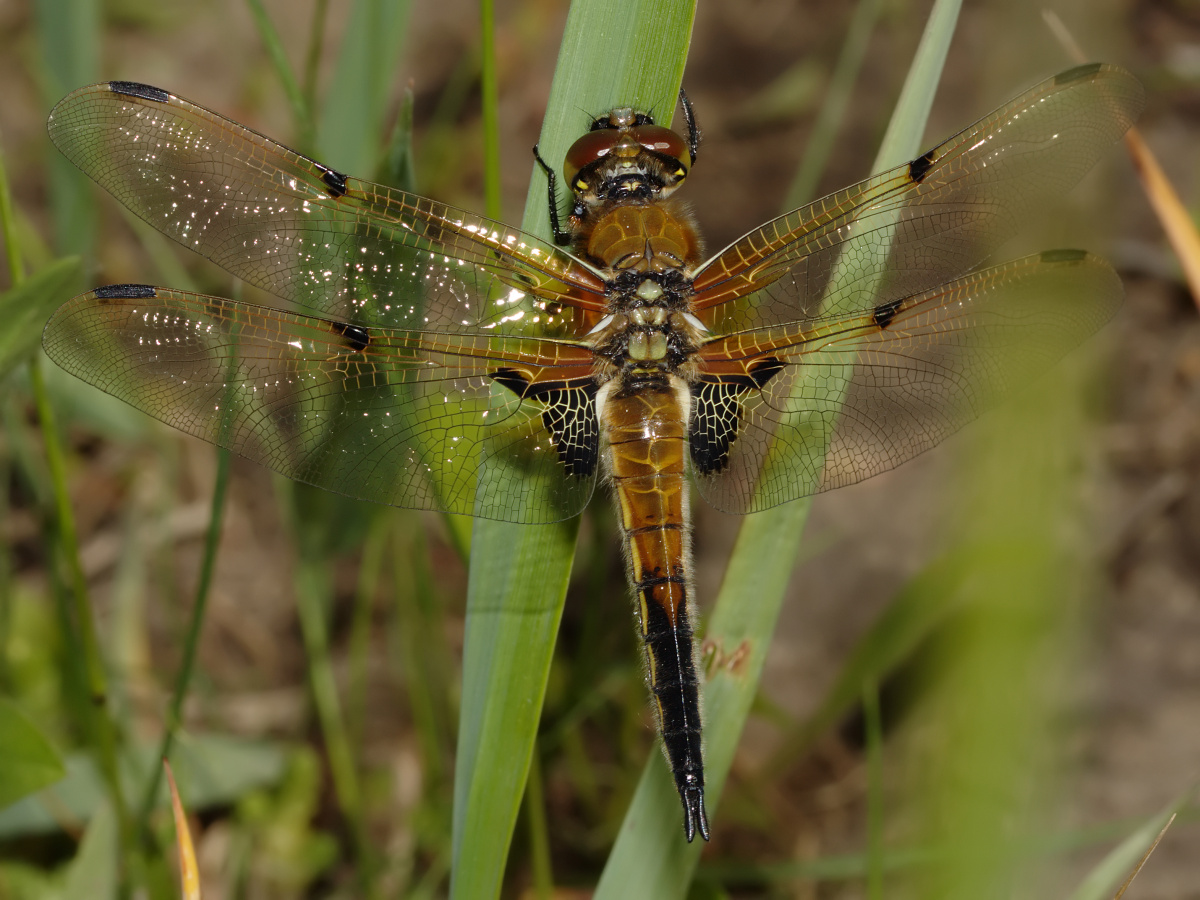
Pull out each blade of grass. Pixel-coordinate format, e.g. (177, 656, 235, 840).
(244, 0, 315, 150)
(762, 549, 974, 774)
(164, 763, 202, 900)
(135, 447, 231, 836)
(302, 0, 331, 116)
(0, 258, 82, 381)
(1043, 11, 1200, 309)
(1112, 815, 1175, 900)
(523, 748, 553, 899)
(0, 699, 66, 807)
(863, 678, 884, 900)
(597, 1, 961, 892)
(450, 1, 696, 895)
(1067, 787, 1197, 900)
(61, 802, 118, 900)
(289, 506, 375, 895)
(1, 119, 132, 867)
(914, 303, 1095, 897)
(392, 519, 455, 788)
(695, 805, 1200, 887)
(480, 0, 501, 221)
(347, 511, 389, 752)
(32, 0, 99, 258)
(315, 0, 413, 176)
(783, 0, 885, 209)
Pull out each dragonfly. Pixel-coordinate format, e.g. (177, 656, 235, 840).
(43, 64, 1144, 841)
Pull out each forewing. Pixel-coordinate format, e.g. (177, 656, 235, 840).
(691, 64, 1144, 333)
(691, 251, 1121, 513)
(42, 285, 599, 523)
(46, 81, 607, 337)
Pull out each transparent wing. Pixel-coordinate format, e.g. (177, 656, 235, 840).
(47, 81, 608, 338)
(691, 251, 1121, 513)
(42, 285, 600, 523)
(691, 64, 1144, 333)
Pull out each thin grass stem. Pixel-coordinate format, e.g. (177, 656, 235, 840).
(135, 446, 231, 832)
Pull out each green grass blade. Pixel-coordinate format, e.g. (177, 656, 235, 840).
(243, 0, 315, 149)
(863, 679, 884, 900)
(479, 0, 501, 220)
(764, 549, 973, 771)
(61, 802, 117, 900)
(597, 0, 961, 892)
(872, 0, 962, 171)
(32, 0, 99, 258)
(450, 1, 696, 895)
(0, 698, 66, 807)
(0, 258, 81, 381)
(135, 447, 231, 832)
(783, 0, 885, 209)
(1067, 788, 1197, 900)
(914, 346, 1098, 898)
(316, 0, 413, 176)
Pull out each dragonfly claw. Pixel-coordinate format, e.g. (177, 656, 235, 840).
(682, 784, 710, 843)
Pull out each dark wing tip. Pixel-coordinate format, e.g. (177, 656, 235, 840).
(93, 283, 159, 300)
(1038, 247, 1090, 264)
(108, 81, 171, 103)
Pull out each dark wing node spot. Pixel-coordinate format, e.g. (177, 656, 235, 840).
(108, 81, 170, 103)
(748, 356, 785, 388)
(320, 166, 349, 198)
(691, 359, 784, 475)
(490, 367, 532, 397)
(94, 284, 158, 300)
(331, 320, 370, 351)
(908, 148, 936, 184)
(490, 369, 599, 477)
(872, 297, 903, 329)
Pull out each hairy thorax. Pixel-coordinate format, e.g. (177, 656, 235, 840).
(584, 198, 704, 275)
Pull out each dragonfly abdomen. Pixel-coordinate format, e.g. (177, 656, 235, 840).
(601, 375, 709, 841)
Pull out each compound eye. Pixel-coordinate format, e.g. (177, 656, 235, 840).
(631, 124, 688, 172)
(564, 129, 621, 186)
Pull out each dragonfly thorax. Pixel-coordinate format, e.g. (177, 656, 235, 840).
(590, 286, 704, 374)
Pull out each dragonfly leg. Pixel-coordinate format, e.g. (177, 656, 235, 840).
(532, 144, 573, 245)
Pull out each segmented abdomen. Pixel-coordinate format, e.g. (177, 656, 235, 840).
(601, 375, 705, 815)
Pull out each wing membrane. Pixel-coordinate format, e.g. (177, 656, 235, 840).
(47, 82, 607, 339)
(42, 285, 598, 523)
(692, 251, 1121, 513)
(692, 64, 1144, 332)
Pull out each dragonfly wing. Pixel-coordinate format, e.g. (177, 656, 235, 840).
(690, 251, 1121, 513)
(42, 285, 600, 523)
(47, 82, 607, 338)
(691, 64, 1144, 333)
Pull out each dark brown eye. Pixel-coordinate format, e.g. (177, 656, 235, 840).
(564, 130, 620, 185)
(631, 125, 688, 168)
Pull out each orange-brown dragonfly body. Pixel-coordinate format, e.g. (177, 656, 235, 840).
(43, 65, 1144, 841)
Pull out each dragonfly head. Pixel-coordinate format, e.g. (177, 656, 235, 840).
(563, 106, 691, 207)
